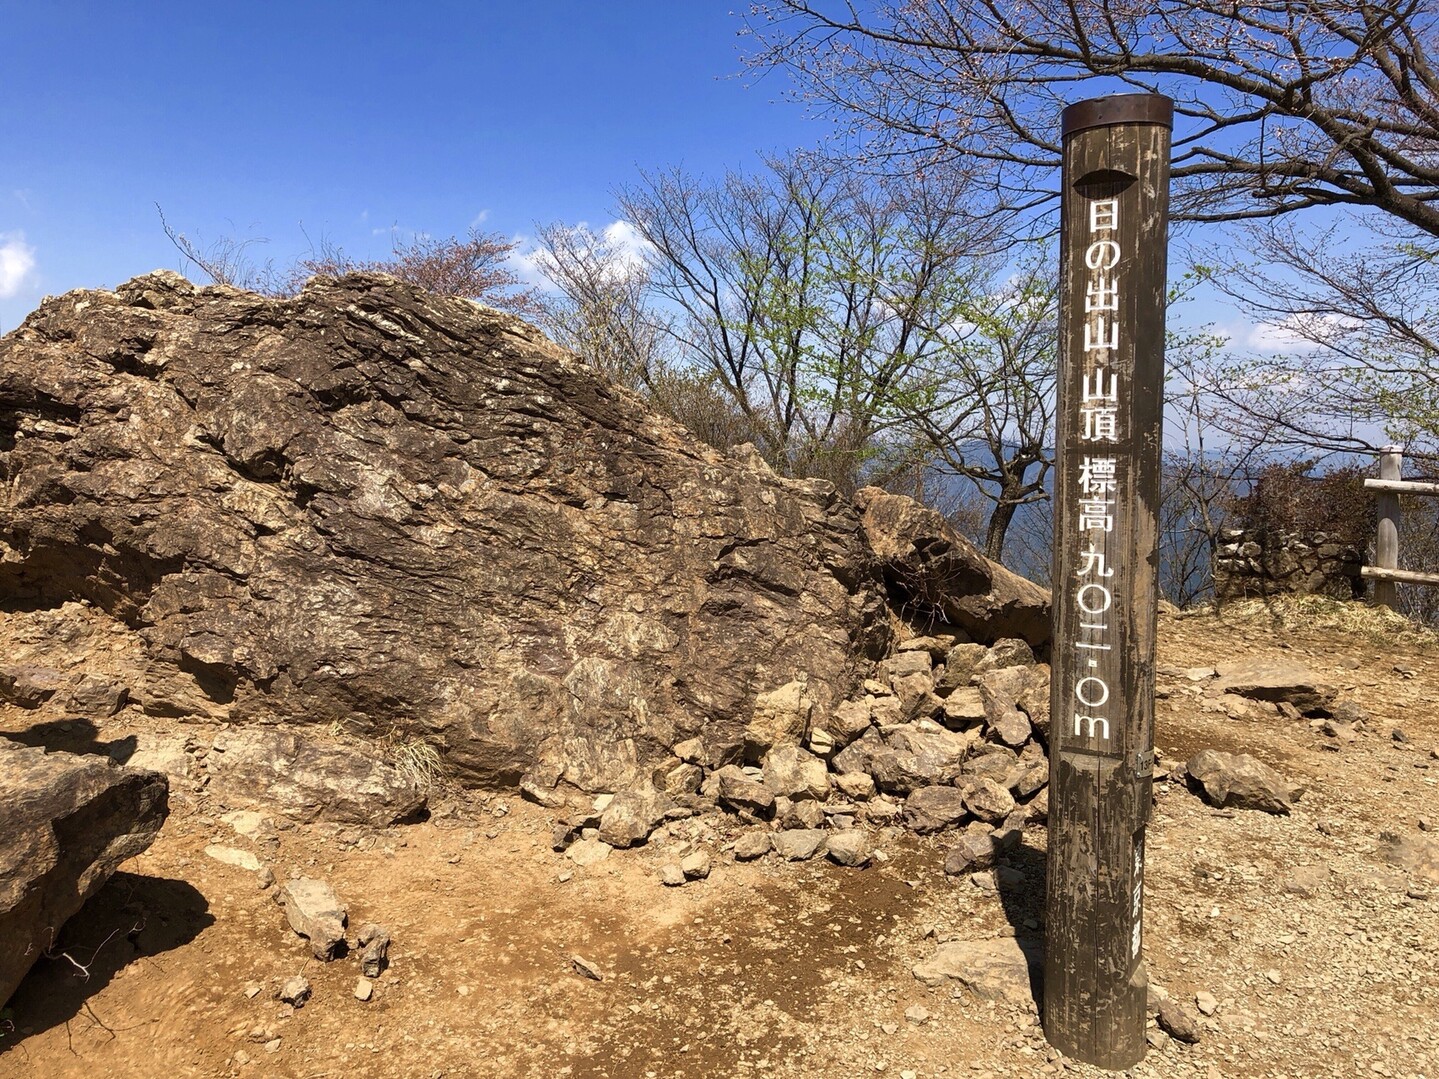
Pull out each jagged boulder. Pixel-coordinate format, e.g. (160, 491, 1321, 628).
(0, 739, 168, 1005)
(0, 272, 1052, 797)
(854, 488, 1051, 649)
(0, 273, 895, 792)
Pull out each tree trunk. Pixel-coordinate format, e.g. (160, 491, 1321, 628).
(984, 496, 1019, 562)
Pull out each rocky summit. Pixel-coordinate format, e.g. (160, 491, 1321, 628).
(0, 271, 1047, 797)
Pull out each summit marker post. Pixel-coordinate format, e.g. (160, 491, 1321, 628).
(1043, 92, 1172, 1070)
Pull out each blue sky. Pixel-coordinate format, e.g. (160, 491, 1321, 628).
(0, 2, 1310, 363)
(0, 3, 824, 330)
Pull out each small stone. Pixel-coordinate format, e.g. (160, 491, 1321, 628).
(255, 866, 276, 890)
(571, 954, 604, 981)
(778, 797, 827, 830)
(910, 936, 1041, 1009)
(1194, 990, 1219, 1016)
(772, 829, 827, 861)
(1157, 998, 1201, 1043)
(660, 864, 687, 887)
(565, 838, 613, 866)
(244, 983, 262, 999)
(944, 829, 996, 875)
(264, 1038, 282, 1054)
(281, 878, 347, 960)
(715, 766, 777, 816)
(680, 850, 712, 880)
(825, 830, 872, 868)
(354, 977, 373, 1001)
(904, 1004, 931, 1024)
(598, 785, 673, 848)
(963, 777, 1016, 823)
(733, 830, 772, 861)
(991, 811, 1025, 853)
(222, 810, 269, 839)
(834, 772, 876, 800)
(279, 976, 311, 1007)
(204, 845, 262, 872)
(1184, 749, 1298, 814)
(355, 923, 391, 978)
(904, 785, 970, 834)
(1264, 968, 1282, 984)
(673, 737, 706, 765)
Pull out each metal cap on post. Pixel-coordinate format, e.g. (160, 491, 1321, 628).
(1044, 92, 1172, 1070)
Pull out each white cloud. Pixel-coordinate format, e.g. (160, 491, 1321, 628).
(470, 209, 491, 227)
(507, 219, 656, 292)
(1246, 312, 1356, 351)
(506, 235, 552, 288)
(599, 219, 654, 277)
(0, 233, 36, 298)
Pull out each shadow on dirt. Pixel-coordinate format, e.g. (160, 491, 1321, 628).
(0, 872, 213, 1054)
(995, 839, 1047, 1014)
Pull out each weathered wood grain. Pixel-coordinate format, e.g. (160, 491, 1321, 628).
(1044, 93, 1171, 1070)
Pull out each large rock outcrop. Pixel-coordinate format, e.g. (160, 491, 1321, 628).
(0, 739, 168, 1005)
(0, 271, 1048, 794)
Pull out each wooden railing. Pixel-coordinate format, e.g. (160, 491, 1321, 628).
(1362, 446, 1439, 608)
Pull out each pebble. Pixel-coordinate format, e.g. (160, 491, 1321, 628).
(204, 845, 262, 872)
(1157, 998, 1202, 1043)
(571, 954, 603, 981)
(1195, 990, 1219, 1016)
(279, 976, 311, 1008)
(681, 850, 712, 880)
(354, 977, 373, 1002)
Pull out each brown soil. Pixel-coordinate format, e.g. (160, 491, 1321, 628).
(2, 603, 1436, 1079)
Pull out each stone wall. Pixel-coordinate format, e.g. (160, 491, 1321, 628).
(1213, 529, 1364, 601)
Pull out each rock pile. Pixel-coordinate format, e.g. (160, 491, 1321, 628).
(550, 633, 1052, 870)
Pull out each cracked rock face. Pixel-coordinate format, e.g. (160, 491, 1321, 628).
(0, 272, 893, 792)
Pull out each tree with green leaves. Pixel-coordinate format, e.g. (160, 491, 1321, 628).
(611, 152, 1001, 491)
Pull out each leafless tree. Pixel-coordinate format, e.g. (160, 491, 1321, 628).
(615, 152, 1001, 490)
(530, 221, 673, 392)
(744, 1, 1439, 233)
(1195, 216, 1439, 460)
(296, 228, 540, 314)
(161, 207, 538, 313)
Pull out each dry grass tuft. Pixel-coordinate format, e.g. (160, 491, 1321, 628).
(1213, 593, 1439, 647)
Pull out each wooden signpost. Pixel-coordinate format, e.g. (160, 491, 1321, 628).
(1043, 93, 1172, 1070)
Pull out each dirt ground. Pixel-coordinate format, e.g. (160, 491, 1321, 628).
(2, 600, 1437, 1079)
